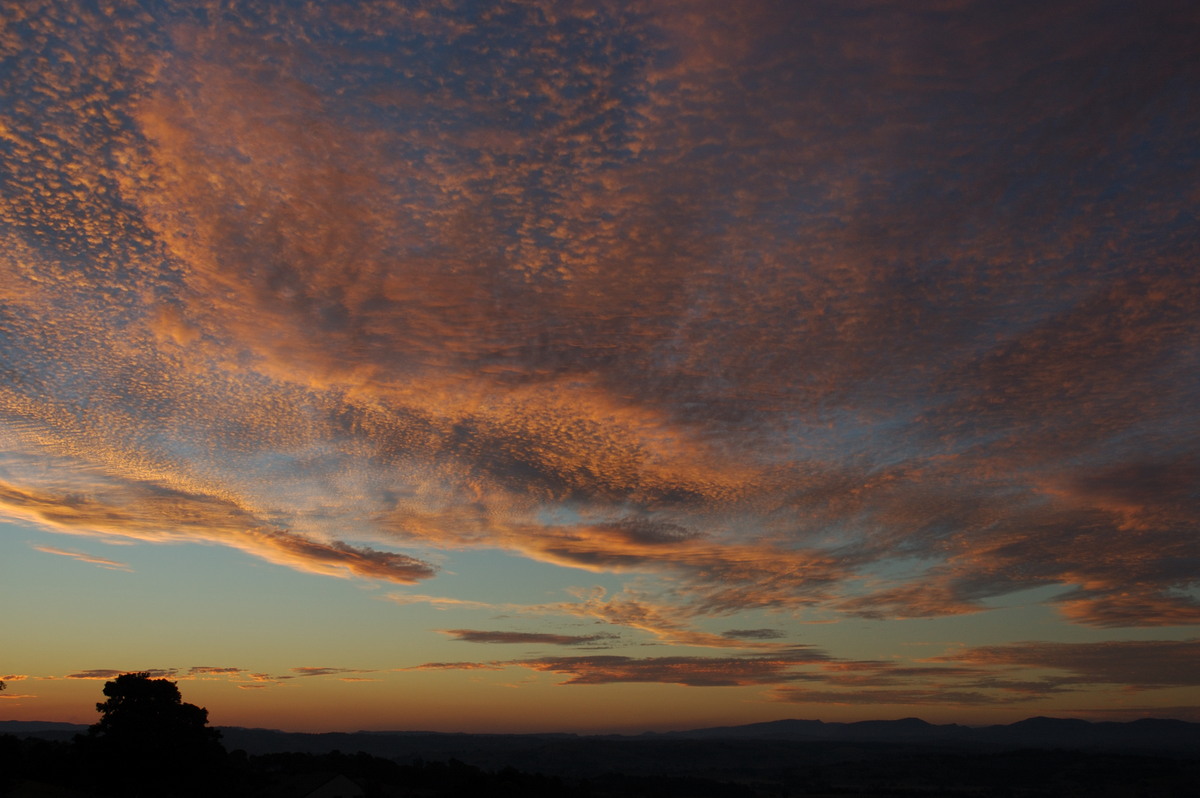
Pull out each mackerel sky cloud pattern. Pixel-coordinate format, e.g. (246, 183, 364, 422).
(1, 0, 1199, 722)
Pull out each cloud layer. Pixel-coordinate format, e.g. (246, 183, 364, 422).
(19, 635, 1200, 714)
(1, 0, 1198, 677)
(412, 636, 1200, 703)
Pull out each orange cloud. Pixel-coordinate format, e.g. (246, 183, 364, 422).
(0, 0, 1197, 663)
(1, 477, 435, 584)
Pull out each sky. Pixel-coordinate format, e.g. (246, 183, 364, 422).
(1, 0, 1198, 734)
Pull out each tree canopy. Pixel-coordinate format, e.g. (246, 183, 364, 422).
(82, 672, 226, 796)
(90, 672, 221, 751)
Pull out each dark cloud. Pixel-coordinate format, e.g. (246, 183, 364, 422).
(413, 637, 1197, 703)
(935, 639, 1200, 689)
(440, 629, 619, 647)
(722, 629, 785, 641)
(598, 518, 701, 546)
(415, 649, 832, 687)
(771, 688, 1026, 706)
(248, 530, 437, 584)
(66, 669, 175, 680)
(187, 666, 245, 677)
(290, 667, 373, 678)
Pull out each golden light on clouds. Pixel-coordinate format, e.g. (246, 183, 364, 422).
(1, 0, 1198, 731)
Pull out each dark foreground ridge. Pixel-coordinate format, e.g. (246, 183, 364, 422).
(5, 716, 1199, 797)
(8, 714, 1200, 756)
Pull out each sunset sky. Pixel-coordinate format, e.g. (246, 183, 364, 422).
(2, 0, 1198, 734)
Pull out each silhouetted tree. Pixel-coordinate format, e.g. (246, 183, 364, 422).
(90, 672, 221, 749)
(80, 672, 227, 797)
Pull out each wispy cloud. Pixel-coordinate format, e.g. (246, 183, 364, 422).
(386, 594, 506, 612)
(290, 667, 375, 678)
(32, 544, 132, 572)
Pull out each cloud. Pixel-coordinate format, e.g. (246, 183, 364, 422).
(524, 652, 832, 687)
(32, 544, 132, 572)
(722, 629, 785, 641)
(409, 640, 1187, 705)
(1, 477, 435, 584)
(933, 639, 1200, 689)
(405, 662, 507, 672)
(395, 588, 791, 650)
(53, 664, 376, 688)
(290, 667, 374, 678)
(186, 666, 245, 678)
(439, 629, 619, 646)
(238, 529, 436, 584)
(66, 669, 175, 680)
(387, 593, 506, 612)
(770, 688, 1025, 706)
(552, 591, 756, 649)
(0, 0, 1197, 655)
(412, 648, 832, 687)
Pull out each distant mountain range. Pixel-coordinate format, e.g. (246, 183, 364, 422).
(657, 715, 1200, 751)
(6, 716, 1198, 764)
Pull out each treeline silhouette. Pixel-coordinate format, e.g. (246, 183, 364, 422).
(2, 734, 596, 798)
(2, 673, 1198, 797)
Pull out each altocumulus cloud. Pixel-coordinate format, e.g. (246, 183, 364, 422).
(0, 0, 1197, 651)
